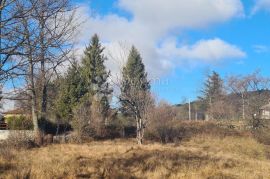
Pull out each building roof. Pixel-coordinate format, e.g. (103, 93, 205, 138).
(260, 103, 270, 110)
(2, 109, 24, 115)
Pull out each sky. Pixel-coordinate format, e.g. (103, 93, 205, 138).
(3, 0, 270, 111)
(70, 0, 270, 105)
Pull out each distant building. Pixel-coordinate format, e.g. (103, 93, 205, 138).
(259, 103, 270, 119)
(2, 109, 26, 118)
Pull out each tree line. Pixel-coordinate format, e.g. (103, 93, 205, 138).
(1, 0, 152, 145)
(193, 70, 270, 121)
(2, 0, 270, 146)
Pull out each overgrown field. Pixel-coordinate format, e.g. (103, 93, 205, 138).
(1, 134, 270, 179)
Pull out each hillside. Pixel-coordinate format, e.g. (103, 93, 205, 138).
(175, 90, 270, 120)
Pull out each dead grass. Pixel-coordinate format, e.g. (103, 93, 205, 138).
(1, 135, 270, 179)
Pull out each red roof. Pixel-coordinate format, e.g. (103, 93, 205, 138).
(3, 109, 24, 115)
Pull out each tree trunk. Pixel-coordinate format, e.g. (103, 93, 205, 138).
(25, 19, 42, 144)
(136, 116, 143, 145)
(29, 60, 42, 145)
(242, 93, 245, 120)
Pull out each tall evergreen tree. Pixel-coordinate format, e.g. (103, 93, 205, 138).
(80, 34, 112, 135)
(201, 71, 224, 101)
(199, 71, 224, 119)
(120, 46, 152, 144)
(56, 61, 87, 122)
(120, 46, 150, 115)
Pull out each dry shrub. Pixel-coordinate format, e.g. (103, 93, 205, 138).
(146, 100, 251, 144)
(250, 117, 270, 145)
(2, 131, 36, 149)
(72, 100, 95, 142)
(253, 128, 270, 145)
(145, 121, 244, 144)
(53, 132, 85, 144)
(72, 99, 109, 142)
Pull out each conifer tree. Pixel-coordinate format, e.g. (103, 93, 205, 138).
(120, 46, 152, 144)
(120, 46, 150, 114)
(199, 71, 224, 119)
(56, 61, 87, 122)
(80, 34, 112, 135)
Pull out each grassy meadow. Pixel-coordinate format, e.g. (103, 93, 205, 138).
(1, 128, 270, 179)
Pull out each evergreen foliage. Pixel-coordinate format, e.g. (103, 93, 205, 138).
(120, 46, 150, 116)
(56, 61, 87, 121)
(81, 34, 112, 116)
(199, 71, 224, 105)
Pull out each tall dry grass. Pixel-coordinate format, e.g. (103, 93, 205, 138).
(1, 135, 270, 179)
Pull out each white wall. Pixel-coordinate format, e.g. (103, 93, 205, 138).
(0, 130, 34, 141)
(0, 130, 9, 140)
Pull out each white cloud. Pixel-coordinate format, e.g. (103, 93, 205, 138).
(252, 0, 270, 14)
(158, 38, 246, 65)
(75, 0, 246, 78)
(119, 0, 244, 29)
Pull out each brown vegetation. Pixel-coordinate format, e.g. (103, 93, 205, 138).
(1, 121, 270, 179)
(1, 135, 270, 179)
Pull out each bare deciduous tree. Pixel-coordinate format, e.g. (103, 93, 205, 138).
(11, 0, 79, 143)
(227, 71, 270, 120)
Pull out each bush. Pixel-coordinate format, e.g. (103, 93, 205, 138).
(1, 131, 36, 149)
(38, 119, 71, 135)
(5, 116, 33, 130)
(250, 117, 270, 145)
(145, 121, 243, 144)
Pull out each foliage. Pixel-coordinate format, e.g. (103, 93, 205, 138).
(71, 99, 94, 142)
(199, 71, 224, 105)
(5, 116, 33, 130)
(0, 131, 36, 150)
(120, 46, 150, 116)
(81, 34, 112, 113)
(250, 116, 270, 145)
(198, 71, 225, 119)
(55, 61, 87, 122)
(145, 121, 245, 144)
(78, 34, 112, 137)
(119, 46, 153, 144)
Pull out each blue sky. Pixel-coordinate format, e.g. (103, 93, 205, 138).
(73, 0, 270, 104)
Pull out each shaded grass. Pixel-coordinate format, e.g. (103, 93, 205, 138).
(1, 136, 270, 179)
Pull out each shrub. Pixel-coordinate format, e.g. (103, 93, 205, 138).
(1, 131, 36, 149)
(145, 121, 243, 144)
(5, 116, 33, 130)
(38, 119, 71, 135)
(250, 116, 270, 145)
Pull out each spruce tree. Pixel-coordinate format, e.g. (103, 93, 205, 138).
(120, 46, 150, 115)
(80, 34, 112, 135)
(199, 71, 224, 119)
(201, 71, 224, 102)
(120, 46, 152, 144)
(56, 61, 87, 122)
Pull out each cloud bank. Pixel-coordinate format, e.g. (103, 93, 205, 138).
(252, 0, 270, 14)
(75, 0, 246, 78)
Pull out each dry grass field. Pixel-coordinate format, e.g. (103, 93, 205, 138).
(1, 134, 270, 179)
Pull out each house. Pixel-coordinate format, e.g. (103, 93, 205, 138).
(259, 103, 270, 119)
(2, 109, 26, 119)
